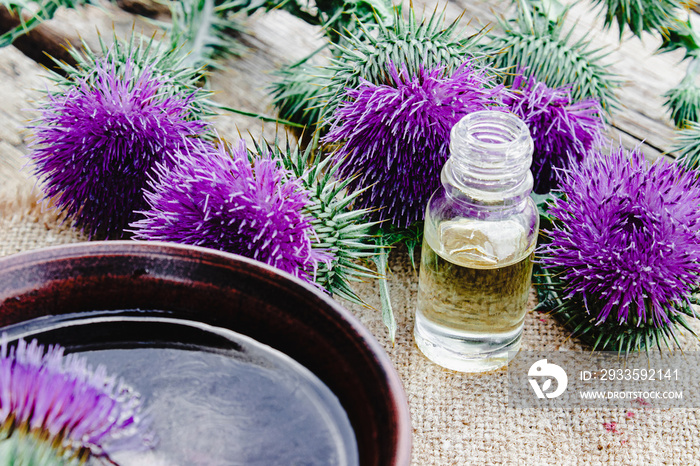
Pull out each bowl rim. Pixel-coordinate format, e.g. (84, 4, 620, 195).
(0, 240, 412, 465)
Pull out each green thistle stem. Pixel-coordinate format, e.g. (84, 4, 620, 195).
(215, 103, 306, 128)
(371, 238, 397, 344)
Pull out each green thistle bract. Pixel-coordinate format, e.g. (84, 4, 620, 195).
(48, 32, 217, 120)
(251, 139, 379, 304)
(326, 7, 486, 120)
(592, 0, 682, 37)
(658, 17, 700, 60)
(664, 79, 700, 128)
(161, 0, 246, 69)
(0, 432, 80, 466)
(271, 6, 487, 136)
(672, 120, 700, 170)
(483, 6, 620, 116)
(223, 0, 392, 44)
(0, 0, 87, 47)
(269, 64, 334, 139)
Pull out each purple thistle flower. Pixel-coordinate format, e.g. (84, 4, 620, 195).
(504, 73, 606, 193)
(0, 336, 153, 459)
(324, 62, 505, 228)
(130, 139, 331, 283)
(28, 58, 208, 238)
(542, 145, 700, 328)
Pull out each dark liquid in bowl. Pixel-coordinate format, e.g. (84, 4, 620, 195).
(1, 311, 359, 466)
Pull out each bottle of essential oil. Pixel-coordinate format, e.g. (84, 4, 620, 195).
(414, 110, 538, 372)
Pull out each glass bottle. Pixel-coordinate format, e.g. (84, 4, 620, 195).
(414, 110, 538, 372)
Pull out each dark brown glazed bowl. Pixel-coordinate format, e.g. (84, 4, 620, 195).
(0, 241, 411, 466)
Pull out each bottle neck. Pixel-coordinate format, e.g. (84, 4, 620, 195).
(442, 111, 534, 212)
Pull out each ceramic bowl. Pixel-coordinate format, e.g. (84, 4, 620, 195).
(0, 241, 411, 465)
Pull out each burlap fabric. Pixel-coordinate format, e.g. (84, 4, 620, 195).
(2, 177, 700, 465)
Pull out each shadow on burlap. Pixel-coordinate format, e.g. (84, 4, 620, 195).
(2, 177, 700, 466)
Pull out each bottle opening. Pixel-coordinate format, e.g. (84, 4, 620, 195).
(443, 110, 534, 205)
(451, 111, 530, 154)
(466, 123, 522, 145)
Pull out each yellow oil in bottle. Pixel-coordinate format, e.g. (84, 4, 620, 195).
(416, 218, 534, 335)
